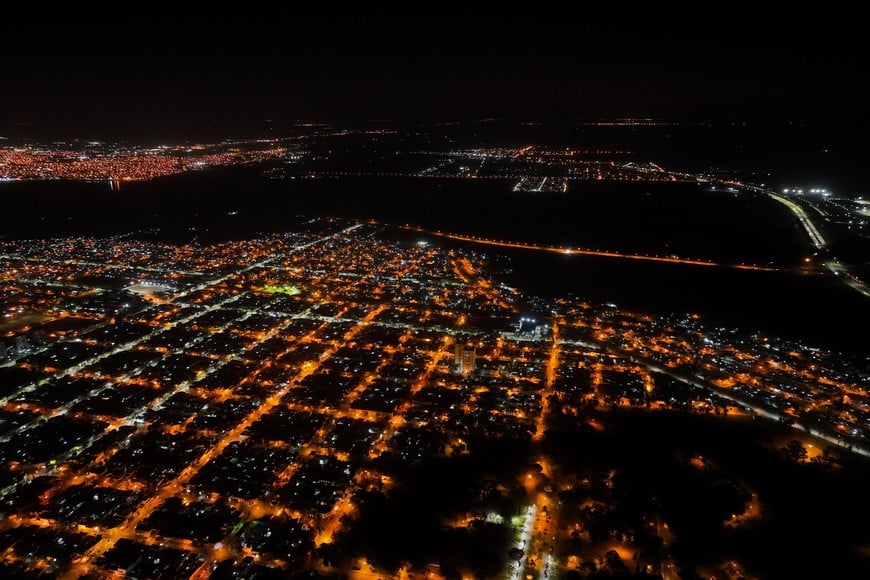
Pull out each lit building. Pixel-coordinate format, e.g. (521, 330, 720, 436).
(454, 342, 476, 374)
(460, 347, 476, 375)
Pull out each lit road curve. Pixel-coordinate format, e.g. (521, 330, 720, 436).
(708, 178, 870, 297)
(766, 193, 827, 249)
(710, 178, 827, 249)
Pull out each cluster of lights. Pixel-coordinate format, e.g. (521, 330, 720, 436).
(0, 142, 293, 182)
(782, 187, 830, 196)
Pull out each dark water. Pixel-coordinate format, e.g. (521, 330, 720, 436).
(1, 171, 866, 353)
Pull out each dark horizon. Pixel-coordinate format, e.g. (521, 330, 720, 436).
(2, 4, 867, 139)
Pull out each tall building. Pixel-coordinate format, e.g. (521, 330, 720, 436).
(14, 335, 30, 355)
(460, 348, 476, 375)
(454, 340, 476, 374)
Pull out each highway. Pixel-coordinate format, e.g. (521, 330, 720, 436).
(713, 178, 870, 297)
(766, 193, 828, 249)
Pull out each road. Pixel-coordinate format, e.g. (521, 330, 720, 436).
(766, 193, 828, 249)
(709, 178, 870, 298)
(511, 322, 563, 580)
(509, 505, 537, 580)
(403, 227, 778, 272)
(559, 337, 870, 459)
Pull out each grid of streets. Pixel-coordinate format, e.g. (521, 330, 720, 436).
(0, 221, 868, 578)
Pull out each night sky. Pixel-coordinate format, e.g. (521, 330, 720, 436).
(2, 4, 865, 137)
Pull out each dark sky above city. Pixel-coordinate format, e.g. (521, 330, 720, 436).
(1, 3, 864, 137)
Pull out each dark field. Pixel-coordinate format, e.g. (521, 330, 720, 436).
(0, 173, 806, 266)
(543, 408, 870, 580)
(2, 172, 865, 354)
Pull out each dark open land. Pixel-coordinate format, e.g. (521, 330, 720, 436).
(6, 172, 799, 263)
(543, 407, 870, 580)
(3, 171, 864, 354)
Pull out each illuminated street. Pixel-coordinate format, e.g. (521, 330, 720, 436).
(0, 221, 867, 578)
